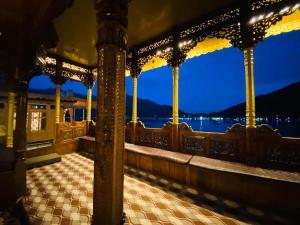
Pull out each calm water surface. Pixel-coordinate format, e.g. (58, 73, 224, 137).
(71, 109, 300, 137)
(137, 117, 300, 137)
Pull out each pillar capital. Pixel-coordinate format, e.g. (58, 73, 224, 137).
(128, 48, 142, 79)
(95, 0, 128, 49)
(50, 76, 66, 85)
(167, 47, 186, 68)
(81, 72, 96, 89)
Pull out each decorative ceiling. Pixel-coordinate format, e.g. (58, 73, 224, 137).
(1, 0, 300, 78)
(51, 0, 238, 66)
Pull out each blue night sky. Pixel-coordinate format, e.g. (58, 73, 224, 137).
(30, 30, 300, 114)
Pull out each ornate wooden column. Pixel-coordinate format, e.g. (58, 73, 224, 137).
(82, 73, 95, 122)
(50, 75, 66, 142)
(167, 46, 186, 151)
(13, 73, 28, 197)
(132, 76, 138, 123)
(93, 0, 128, 224)
(239, 2, 258, 165)
(172, 66, 179, 125)
(87, 88, 92, 121)
(6, 91, 15, 148)
(50, 65, 66, 124)
(55, 84, 61, 123)
(243, 47, 257, 164)
(244, 48, 256, 129)
(129, 55, 141, 144)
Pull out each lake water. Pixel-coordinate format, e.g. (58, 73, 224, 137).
(131, 117, 300, 138)
(71, 109, 300, 137)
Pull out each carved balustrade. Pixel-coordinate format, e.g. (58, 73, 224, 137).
(133, 121, 172, 150)
(114, 121, 300, 171)
(178, 123, 245, 162)
(255, 124, 300, 171)
(56, 121, 87, 143)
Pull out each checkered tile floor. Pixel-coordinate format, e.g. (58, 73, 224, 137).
(1, 153, 298, 225)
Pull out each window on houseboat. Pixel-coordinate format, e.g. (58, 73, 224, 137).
(30, 112, 46, 131)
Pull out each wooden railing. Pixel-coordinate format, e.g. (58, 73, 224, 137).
(125, 122, 300, 171)
(56, 121, 87, 143)
(88, 120, 300, 171)
(177, 123, 245, 162)
(135, 122, 172, 150)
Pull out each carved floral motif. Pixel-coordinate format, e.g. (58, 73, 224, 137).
(210, 139, 237, 157)
(184, 136, 205, 153)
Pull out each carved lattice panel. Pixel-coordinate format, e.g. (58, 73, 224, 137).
(183, 136, 206, 154)
(137, 131, 152, 146)
(153, 132, 170, 150)
(210, 139, 237, 158)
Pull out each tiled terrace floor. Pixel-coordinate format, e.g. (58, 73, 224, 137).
(2, 153, 295, 225)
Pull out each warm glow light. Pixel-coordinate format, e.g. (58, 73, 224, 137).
(280, 6, 290, 14)
(293, 4, 300, 10)
(178, 40, 192, 48)
(249, 17, 257, 24)
(165, 47, 172, 52)
(258, 14, 264, 20)
(156, 50, 162, 56)
(45, 57, 56, 65)
(266, 12, 274, 18)
(62, 62, 88, 73)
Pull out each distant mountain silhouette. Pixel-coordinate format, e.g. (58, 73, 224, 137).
(29, 81, 300, 118)
(210, 82, 300, 117)
(126, 95, 190, 118)
(28, 88, 191, 118)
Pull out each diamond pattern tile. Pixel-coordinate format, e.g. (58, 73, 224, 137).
(1, 153, 297, 225)
(20, 153, 246, 225)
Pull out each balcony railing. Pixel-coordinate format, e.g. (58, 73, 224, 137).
(56, 121, 87, 143)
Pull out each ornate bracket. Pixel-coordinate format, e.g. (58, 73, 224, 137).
(78, 71, 96, 89)
(127, 49, 142, 78)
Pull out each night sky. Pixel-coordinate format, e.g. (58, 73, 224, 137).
(30, 30, 300, 114)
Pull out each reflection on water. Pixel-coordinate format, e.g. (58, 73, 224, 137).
(135, 117, 300, 138)
(71, 109, 300, 137)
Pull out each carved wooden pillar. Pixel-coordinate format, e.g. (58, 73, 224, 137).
(82, 73, 95, 134)
(50, 76, 66, 124)
(93, 0, 128, 224)
(87, 88, 92, 122)
(172, 66, 179, 125)
(13, 75, 28, 197)
(244, 47, 256, 129)
(129, 56, 141, 144)
(167, 47, 186, 151)
(6, 92, 15, 148)
(244, 47, 257, 165)
(55, 84, 61, 123)
(238, 2, 258, 165)
(132, 76, 138, 123)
